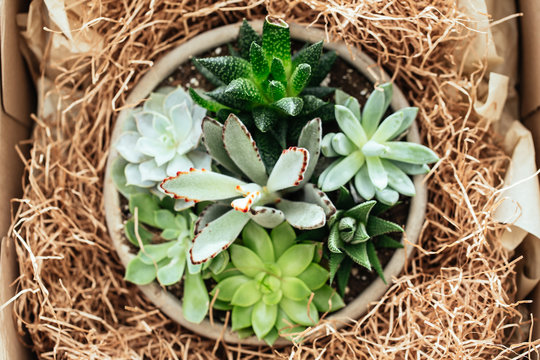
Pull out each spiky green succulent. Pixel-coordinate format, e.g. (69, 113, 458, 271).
(114, 85, 211, 210)
(190, 17, 336, 167)
(160, 114, 336, 264)
(123, 193, 214, 323)
(210, 221, 344, 345)
(327, 198, 404, 286)
(318, 84, 439, 205)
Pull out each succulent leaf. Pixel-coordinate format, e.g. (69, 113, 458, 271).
(262, 16, 291, 70)
(292, 41, 323, 71)
(319, 151, 364, 192)
(231, 280, 261, 306)
(297, 118, 322, 185)
(280, 297, 319, 326)
(193, 56, 252, 85)
(232, 305, 254, 331)
(289, 64, 311, 97)
(366, 241, 386, 284)
(273, 97, 303, 116)
(298, 263, 329, 290)
(382, 159, 416, 196)
(201, 118, 242, 174)
(276, 199, 326, 230)
(362, 87, 386, 137)
(238, 19, 261, 59)
(212, 275, 250, 301)
(313, 285, 345, 312)
(380, 142, 439, 165)
(266, 147, 309, 192)
(252, 301, 278, 339)
(242, 221, 275, 263)
(277, 244, 315, 277)
(249, 42, 269, 82)
(248, 206, 285, 228)
(281, 277, 312, 301)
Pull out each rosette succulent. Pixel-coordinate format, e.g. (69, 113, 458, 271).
(210, 221, 344, 345)
(160, 114, 336, 264)
(327, 199, 403, 285)
(122, 193, 211, 323)
(190, 17, 336, 167)
(318, 84, 439, 205)
(114, 85, 211, 210)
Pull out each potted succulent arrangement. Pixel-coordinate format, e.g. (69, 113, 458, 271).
(104, 17, 438, 345)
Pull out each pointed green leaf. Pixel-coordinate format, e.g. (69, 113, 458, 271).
(192, 57, 224, 87)
(277, 244, 315, 277)
(376, 235, 404, 249)
(362, 87, 386, 137)
(344, 200, 377, 224)
(366, 216, 403, 237)
(328, 252, 345, 284)
(344, 95, 361, 120)
(124, 219, 153, 247)
(282, 277, 312, 301)
(280, 297, 318, 326)
(276, 199, 326, 230)
(293, 41, 323, 70)
(206, 86, 251, 111)
(271, 222, 296, 258)
(125, 256, 156, 285)
(212, 299, 233, 311)
(183, 272, 209, 323)
(309, 50, 337, 86)
(381, 142, 439, 165)
(225, 78, 264, 104)
(139, 242, 174, 265)
(223, 114, 268, 184)
(336, 186, 355, 210)
(354, 165, 376, 200)
(288, 63, 311, 96)
(319, 150, 364, 192)
(350, 222, 370, 244)
(392, 160, 430, 175)
(190, 210, 250, 264)
(230, 244, 266, 277)
(334, 105, 367, 148)
(242, 221, 275, 263)
(390, 107, 418, 139)
(231, 280, 261, 306)
(367, 241, 386, 284)
(331, 132, 356, 156)
(298, 263, 329, 290)
(262, 16, 291, 70)
(267, 147, 309, 192)
(313, 285, 345, 312)
(253, 106, 279, 133)
(328, 223, 344, 254)
(211, 275, 250, 301)
(270, 57, 286, 82)
(160, 228, 181, 241)
(372, 112, 404, 143)
(268, 80, 286, 102)
(201, 118, 242, 174)
(336, 256, 352, 297)
(375, 188, 399, 206)
(382, 159, 416, 196)
(129, 193, 160, 227)
(344, 242, 371, 270)
(263, 327, 280, 345)
(273, 97, 303, 116)
(249, 42, 269, 82)
(193, 56, 251, 84)
(161, 169, 244, 202)
(380, 82, 393, 114)
(366, 156, 388, 190)
(238, 19, 261, 59)
(232, 305, 253, 331)
(252, 301, 278, 339)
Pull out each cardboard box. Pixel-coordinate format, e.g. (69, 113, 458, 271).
(0, 1, 537, 359)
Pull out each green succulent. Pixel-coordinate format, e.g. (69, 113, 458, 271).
(113, 85, 211, 210)
(123, 193, 213, 324)
(190, 17, 336, 167)
(210, 221, 344, 345)
(318, 84, 439, 205)
(327, 198, 404, 287)
(160, 114, 336, 264)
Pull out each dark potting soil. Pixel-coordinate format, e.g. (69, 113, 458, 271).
(121, 41, 409, 314)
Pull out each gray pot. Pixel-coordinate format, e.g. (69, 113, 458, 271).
(103, 20, 426, 346)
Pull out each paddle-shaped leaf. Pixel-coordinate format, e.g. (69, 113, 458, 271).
(276, 199, 326, 230)
(183, 272, 209, 323)
(267, 147, 309, 192)
(277, 244, 315, 276)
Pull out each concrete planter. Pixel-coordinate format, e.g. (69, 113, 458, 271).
(104, 20, 427, 346)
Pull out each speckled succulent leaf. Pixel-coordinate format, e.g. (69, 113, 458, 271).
(328, 252, 345, 284)
(382, 159, 416, 196)
(183, 272, 210, 323)
(343, 200, 376, 224)
(328, 223, 344, 253)
(242, 221, 275, 263)
(248, 206, 285, 228)
(206, 86, 251, 111)
(366, 241, 386, 284)
(297, 118, 322, 185)
(344, 242, 370, 269)
(190, 210, 250, 264)
(376, 235, 404, 249)
(223, 114, 268, 184)
(201, 118, 242, 174)
(160, 169, 244, 202)
(298, 263, 329, 291)
(313, 285, 345, 312)
(192, 57, 224, 87)
(252, 128, 282, 169)
(292, 41, 323, 71)
(225, 78, 264, 103)
(288, 63, 311, 96)
(193, 56, 251, 85)
(380, 142, 439, 165)
(262, 16, 291, 70)
(238, 19, 261, 59)
(362, 87, 386, 137)
(253, 106, 280, 132)
(308, 50, 337, 86)
(189, 88, 233, 113)
(266, 147, 309, 192)
(367, 216, 403, 238)
(319, 150, 364, 192)
(270, 57, 287, 82)
(280, 297, 318, 326)
(276, 199, 326, 230)
(250, 42, 269, 82)
(273, 96, 303, 116)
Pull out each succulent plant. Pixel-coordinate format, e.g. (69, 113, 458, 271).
(123, 193, 212, 323)
(114, 85, 211, 210)
(160, 114, 336, 264)
(210, 221, 344, 345)
(318, 84, 439, 205)
(327, 199, 403, 286)
(190, 17, 336, 167)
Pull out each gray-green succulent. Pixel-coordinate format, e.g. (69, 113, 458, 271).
(123, 193, 212, 323)
(114, 85, 211, 210)
(318, 84, 439, 205)
(160, 114, 336, 264)
(210, 221, 344, 345)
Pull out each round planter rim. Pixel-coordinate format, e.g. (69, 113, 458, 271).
(103, 20, 427, 346)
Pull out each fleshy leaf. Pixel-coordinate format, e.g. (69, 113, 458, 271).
(116, 131, 146, 163)
(277, 244, 315, 277)
(124, 219, 153, 247)
(157, 257, 185, 286)
(231, 280, 261, 306)
(248, 206, 285, 228)
(343, 242, 371, 270)
(201, 118, 242, 174)
(129, 193, 160, 227)
(273, 97, 303, 116)
(190, 210, 250, 264)
(366, 216, 403, 237)
(271, 222, 297, 258)
(288, 64, 311, 97)
(189, 88, 232, 113)
(309, 50, 337, 86)
(292, 41, 323, 71)
(321, 133, 338, 157)
(252, 301, 278, 339)
(298, 263, 329, 290)
(250, 42, 269, 82)
(230, 244, 266, 277)
(263, 328, 280, 346)
(232, 305, 253, 331)
(313, 285, 345, 312)
(382, 159, 416, 196)
(281, 277, 312, 301)
(371, 112, 404, 143)
(208, 250, 230, 275)
(377, 235, 404, 249)
(183, 272, 209, 323)
(225, 78, 264, 103)
(375, 188, 399, 206)
(242, 221, 275, 263)
(366, 156, 388, 190)
(354, 165, 376, 200)
(390, 107, 419, 139)
(343, 200, 377, 224)
(297, 118, 322, 185)
(238, 19, 261, 59)
(270, 57, 286, 82)
(276, 199, 326, 230)
(362, 87, 386, 137)
(262, 16, 291, 69)
(319, 151, 365, 192)
(223, 114, 268, 184)
(367, 241, 386, 284)
(335, 105, 368, 148)
(193, 56, 251, 85)
(139, 242, 174, 265)
(211, 275, 250, 301)
(125, 257, 156, 285)
(194, 203, 229, 234)
(327, 223, 344, 253)
(253, 106, 280, 133)
(280, 297, 318, 326)
(332, 132, 356, 156)
(392, 160, 430, 175)
(268, 80, 286, 102)
(267, 147, 309, 192)
(302, 184, 337, 217)
(380, 142, 439, 165)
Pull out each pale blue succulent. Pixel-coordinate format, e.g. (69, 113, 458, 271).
(115, 85, 211, 210)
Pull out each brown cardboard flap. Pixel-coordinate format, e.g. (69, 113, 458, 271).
(520, 0, 540, 118)
(0, 0, 34, 127)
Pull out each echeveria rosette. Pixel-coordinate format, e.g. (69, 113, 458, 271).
(210, 221, 344, 345)
(122, 193, 215, 324)
(160, 114, 336, 264)
(326, 199, 404, 287)
(318, 84, 439, 205)
(114, 85, 211, 210)
(189, 17, 336, 167)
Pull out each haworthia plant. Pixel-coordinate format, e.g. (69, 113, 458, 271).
(211, 221, 344, 345)
(114, 85, 211, 210)
(123, 193, 219, 324)
(318, 83, 439, 205)
(326, 198, 403, 286)
(160, 114, 336, 264)
(190, 16, 336, 167)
